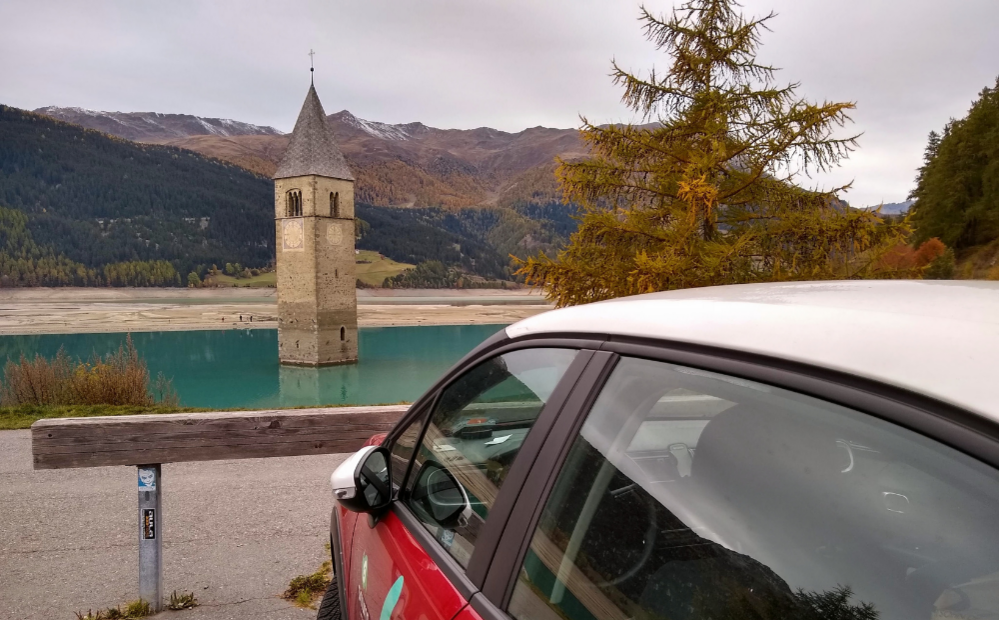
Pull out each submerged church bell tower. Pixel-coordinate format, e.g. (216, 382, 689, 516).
(273, 81, 357, 365)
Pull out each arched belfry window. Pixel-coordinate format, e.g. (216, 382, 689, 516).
(331, 192, 340, 218)
(285, 190, 302, 217)
(340, 326, 346, 341)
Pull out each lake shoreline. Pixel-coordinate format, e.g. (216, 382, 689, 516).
(0, 287, 553, 336)
(0, 325, 507, 409)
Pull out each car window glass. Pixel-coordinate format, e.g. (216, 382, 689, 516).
(510, 356, 999, 620)
(389, 415, 425, 492)
(405, 348, 578, 568)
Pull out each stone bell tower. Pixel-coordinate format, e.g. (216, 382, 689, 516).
(273, 83, 357, 365)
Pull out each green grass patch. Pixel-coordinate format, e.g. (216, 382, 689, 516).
(355, 250, 414, 287)
(75, 599, 152, 619)
(203, 252, 413, 288)
(0, 404, 207, 430)
(1, 401, 412, 431)
(284, 559, 332, 610)
(166, 591, 198, 611)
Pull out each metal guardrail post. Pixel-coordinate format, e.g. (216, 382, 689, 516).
(137, 465, 162, 612)
(31, 407, 410, 613)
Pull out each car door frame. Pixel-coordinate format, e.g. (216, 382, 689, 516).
(362, 332, 617, 610)
(461, 332, 999, 620)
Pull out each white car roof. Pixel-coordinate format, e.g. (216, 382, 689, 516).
(507, 281, 999, 421)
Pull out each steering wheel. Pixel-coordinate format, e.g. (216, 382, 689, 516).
(592, 481, 661, 588)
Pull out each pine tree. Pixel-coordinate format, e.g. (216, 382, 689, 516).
(909, 79, 999, 249)
(516, 0, 911, 306)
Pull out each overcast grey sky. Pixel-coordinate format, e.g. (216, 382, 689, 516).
(2, 0, 997, 207)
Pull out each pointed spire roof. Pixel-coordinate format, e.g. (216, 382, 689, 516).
(274, 85, 354, 181)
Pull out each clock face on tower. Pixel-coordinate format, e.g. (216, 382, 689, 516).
(282, 218, 304, 251)
(327, 222, 343, 246)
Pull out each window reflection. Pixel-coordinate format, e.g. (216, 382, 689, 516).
(510, 358, 999, 620)
(405, 348, 578, 568)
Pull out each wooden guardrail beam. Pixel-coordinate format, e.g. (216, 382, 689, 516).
(31, 405, 409, 469)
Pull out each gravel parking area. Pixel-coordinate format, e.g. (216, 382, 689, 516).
(0, 429, 346, 620)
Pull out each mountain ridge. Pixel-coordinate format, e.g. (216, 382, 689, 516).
(1, 104, 578, 287)
(35, 105, 585, 209)
(35, 106, 282, 142)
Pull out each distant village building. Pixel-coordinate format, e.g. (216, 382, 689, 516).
(273, 83, 358, 365)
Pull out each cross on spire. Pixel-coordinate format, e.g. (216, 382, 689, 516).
(308, 49, 315, 83)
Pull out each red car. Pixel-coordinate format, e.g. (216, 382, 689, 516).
(322, 281, 999, 620)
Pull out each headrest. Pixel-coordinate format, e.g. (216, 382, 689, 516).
(692, 404, 848, 507)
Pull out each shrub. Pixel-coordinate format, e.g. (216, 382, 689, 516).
(924, 248, 956, 280)
(877, 238, 949, 274)
(914, 238, 946, 266)
(0, 335, 177, 407)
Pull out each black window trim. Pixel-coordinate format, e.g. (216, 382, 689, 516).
(475, 332, 999, 614)
(480, 349, 619, 609)
(374, 335, 605, 598)
(390, 398, 435, 499)
(464, 349, 597, 585)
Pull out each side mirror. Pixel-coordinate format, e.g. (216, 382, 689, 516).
(330, 446, 392, 514)
(410, 462, 473, 529)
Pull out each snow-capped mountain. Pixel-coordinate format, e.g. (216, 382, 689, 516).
(330, 110, 424, 141)
(34, 106, 282, 142)
(34, 104, 589, 209)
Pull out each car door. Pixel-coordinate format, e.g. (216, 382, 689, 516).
(346, 346, 589, 620)
(475, 353, 999, 620)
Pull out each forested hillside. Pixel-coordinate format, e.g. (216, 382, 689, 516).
(0, 105, 274, 276)
(38, 105, 588, 212)
(356, 203, 576, 281)
(909, 78, 999, 278)
(0, 104, 579, 286)
(0, 205, 181, 286)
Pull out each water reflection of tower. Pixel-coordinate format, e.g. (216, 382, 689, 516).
(277, 364, 361, 408)
(278, 366, 320, 407)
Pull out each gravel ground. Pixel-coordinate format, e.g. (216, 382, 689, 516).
(0, 429, 347, 620)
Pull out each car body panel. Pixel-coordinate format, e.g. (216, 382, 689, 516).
(336, 435, 387, 612)
(347, 507, 468, 620)
(507, 281, 999, 419)
(454, 600, 487, 620)
(333, 282, 999, 620)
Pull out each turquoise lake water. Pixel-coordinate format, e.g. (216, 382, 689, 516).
(0, 325, 505, 409)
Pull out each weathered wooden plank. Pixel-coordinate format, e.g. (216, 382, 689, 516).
(33, 428, 389, 454)
(31, 405, 409, 469)
(33, 439, 375, 469)
(32, 406, 406, 434)
(32, 411, 406, 443)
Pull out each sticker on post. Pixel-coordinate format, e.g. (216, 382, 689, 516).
(138, 468, 157, 491)
(142, 509, 156, 540)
